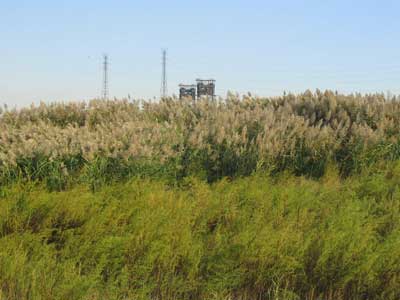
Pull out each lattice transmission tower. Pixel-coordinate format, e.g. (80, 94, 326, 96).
(161, 49, 167, 98)
(102, 54, 109, 100)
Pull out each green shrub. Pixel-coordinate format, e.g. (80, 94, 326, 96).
(1, 169, 400, 299)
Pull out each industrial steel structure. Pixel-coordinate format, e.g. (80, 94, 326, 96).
(179, 84, 197, 100)
(196, 79, 215, 100)
(178, 79, 216, 100)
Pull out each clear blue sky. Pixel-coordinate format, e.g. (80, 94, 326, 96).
(1, 0, 400, 106)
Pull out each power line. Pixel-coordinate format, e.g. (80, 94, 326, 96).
(102, 54, 109, 100)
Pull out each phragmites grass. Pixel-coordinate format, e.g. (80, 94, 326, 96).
(1, 90, 400, 189)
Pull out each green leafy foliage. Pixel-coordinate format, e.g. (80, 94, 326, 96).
(1, 168, 400, 300)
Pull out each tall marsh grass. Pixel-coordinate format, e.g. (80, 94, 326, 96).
(1, 90, 400, 189)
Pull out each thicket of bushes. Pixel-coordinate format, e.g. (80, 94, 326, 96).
(2, 90, 400, 189)
(1, 167, 400, 300)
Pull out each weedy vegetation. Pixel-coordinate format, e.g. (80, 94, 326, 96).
(1, 90, 400, 299)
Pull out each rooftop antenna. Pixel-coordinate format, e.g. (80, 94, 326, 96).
(102, 54, 109, 100)
(161, 49, 167, 98)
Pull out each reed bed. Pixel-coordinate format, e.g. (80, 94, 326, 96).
(1, 90, 400, 189)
